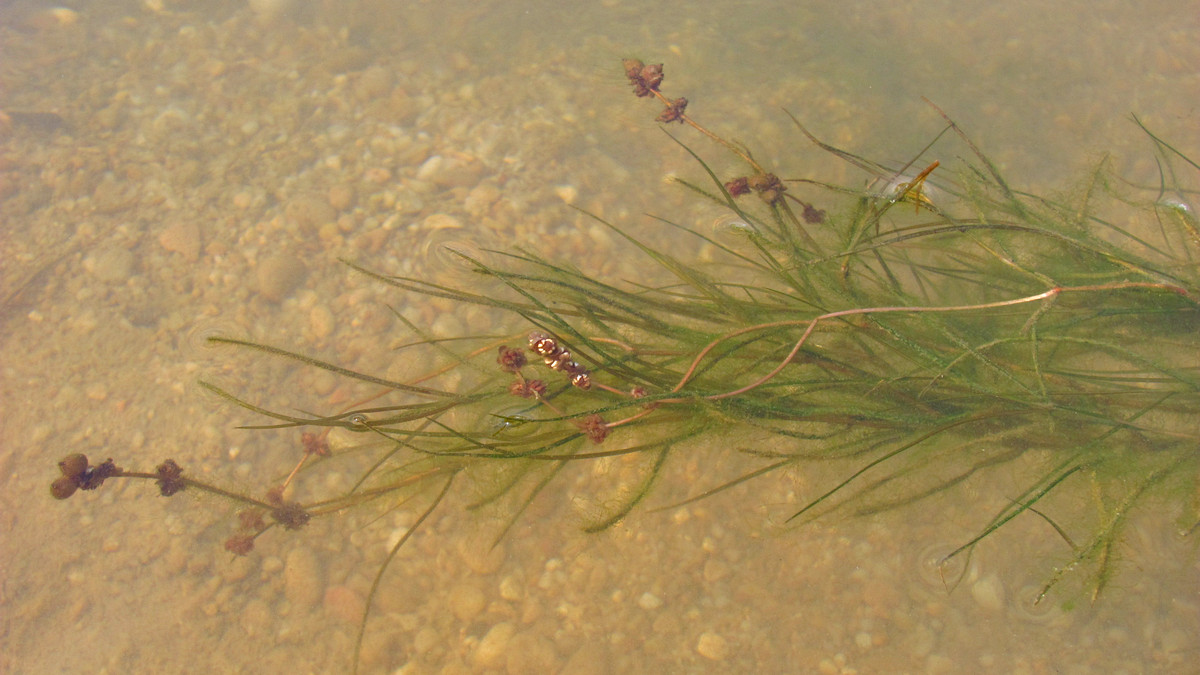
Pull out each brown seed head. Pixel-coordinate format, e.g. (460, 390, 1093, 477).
(237, 509, 266, 532)
(58, 453, 89, 480)
(497, 345, 528, 373)
(725, 177, 751, 198)
(224, 533, 255, 556)
(656, 97, 688, 123)
(271, 501, 312, 530)
(155, 459, 186, 497)
(50, 476, 78, 500)
(580, 414, 609, 444)
(300, 431, 331, 458)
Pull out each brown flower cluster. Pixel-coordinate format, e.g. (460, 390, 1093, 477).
(154, 459, 186, 497)
(496, 345, 528, 373)
(300, 431, 331, 458)
(579, 414, 610, 444)
(623, 58, 663, 97)
(656, 97, 688, 123)
(508, 378, 547, 399)
(725, 173, 786, 205)
(528, 331, 592, 390)
(224, 509, 267, 557)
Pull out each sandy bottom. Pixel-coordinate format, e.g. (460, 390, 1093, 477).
(2, 0, 1198, 673)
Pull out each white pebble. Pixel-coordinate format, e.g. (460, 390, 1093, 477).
(554, 184, 578, 204)
(637, 592, 662, 610)
(970, 572, 1005, 612)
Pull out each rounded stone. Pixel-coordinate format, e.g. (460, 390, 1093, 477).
(696, 632, 729, 661)
(328, 183, 356, 212)
(285, 193, 336, 233)
(448, 583, 486, 622)
(309, 304, 334, 339)
(283, 548, 323, 610)
(89, 247, 136, 282)
(323, 584, 365, 623)
(158, 222, 201, 261)
(473, 621, 516, 669)
(256, 254, 307, 302)
(505, 630, 560, 675)
(970, 572, 1005, 612)
(240, 598, 272, 636)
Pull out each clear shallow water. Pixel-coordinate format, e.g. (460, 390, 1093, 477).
(2, 0, 1197, 673)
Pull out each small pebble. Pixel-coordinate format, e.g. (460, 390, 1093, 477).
(971, 572, 1005, 612)
(285, 193, 336, 233)
(355, 65, 394, 101)
(637, 592, 662, 610)
(554, 184, 578, 204)
(505, 630, 560, 675)
(323, 585, 365, 623)
(89, 247, 135, 282)
(221, 555, 252, 582)
(458, 537, 506, 575)
(696, 632, 729, 661)
(283, 548, 323, 611)
(309, 304, 334, 339)
(27, 6, 79, 29)
(240, 598, 272, 636)
(464, 182, 501, 216)
(449, 583, 486, 622)
(261, 556, 283, 575)
(424, 213, 463, 231)
(474, 622, 516, 669)
(256, 254, 307, 302)
(498, 574, 523, 601)
(158, 223, 200, 260)
(328, 183, 355, 211)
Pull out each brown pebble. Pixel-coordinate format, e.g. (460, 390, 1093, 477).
(355, 65, 394, 102)
(284, 193, 336, 233)
(328, 183, 355, 211)
(323, 584, 365, 623)
(256, 254, 307, 302)
(696, 632, 729, 661)
(448, 583, 486, 622)
(505, 630, 561, 675)
(474, 622, 516, 669)
(309, 304, 334, 339)
(457, 536, 506, 575)
(240, 598, 272, 636)
(159, 222, 202, 261)
(283, 548, 323, 610)
(90, 247, 136, 282)
(561, 643, 611, 675)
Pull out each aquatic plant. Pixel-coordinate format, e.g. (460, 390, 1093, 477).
(52, 60, 1199, 670)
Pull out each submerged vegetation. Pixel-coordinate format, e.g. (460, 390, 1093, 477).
(53, 61, 1199, 669)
